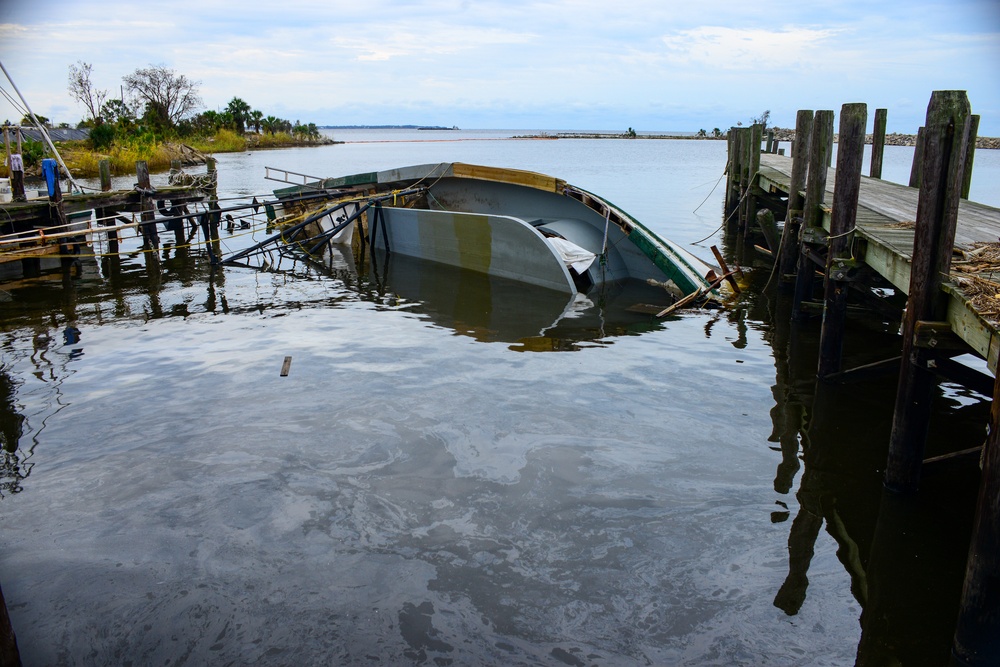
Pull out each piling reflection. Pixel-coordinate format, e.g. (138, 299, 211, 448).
(0, 367, 27, 498)
(747, 263, 989, 665)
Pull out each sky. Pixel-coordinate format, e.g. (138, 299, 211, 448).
(0, 0, 998, 134)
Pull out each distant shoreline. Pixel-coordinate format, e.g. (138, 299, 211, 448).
(512, 129, 1000, 149)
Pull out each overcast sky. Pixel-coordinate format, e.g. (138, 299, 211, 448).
(1, 0, 998, 134)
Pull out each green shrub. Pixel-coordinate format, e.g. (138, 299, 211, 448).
(89, 123, 116, 150)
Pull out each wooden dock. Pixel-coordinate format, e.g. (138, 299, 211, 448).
(726, 91, 999, 666)
(755, 152, 1000, 371)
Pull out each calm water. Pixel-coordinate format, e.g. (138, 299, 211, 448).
(1, 132, 996, 665)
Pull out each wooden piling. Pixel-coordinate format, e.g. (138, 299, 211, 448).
(791, 110, 834, 319)
(135, 161, 160, 251)
(909, 127, 926, 188)
(871, 108, 887, 179)
(745, 124, 763, 233)
(766, 129, 775, 154)
(98, 159, 112, 192)
(951, 373, 1000, 666)
(772, 110, 814, 289)
(736, 128, 749, 232)
(885, 91, 972, 494)
(725, 129, 740, 223)
(817, 103, 867, 378)
(961, 115, 980, 200)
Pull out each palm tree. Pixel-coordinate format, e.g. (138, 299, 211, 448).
(263, 115, 279, 134)
(249, 110, 264, 134)
(226, 97, 252, 134)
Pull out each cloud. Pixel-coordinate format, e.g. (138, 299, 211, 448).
(660, 25, 846, 71)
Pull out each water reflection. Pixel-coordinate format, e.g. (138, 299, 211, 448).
(736, 263, 989, 666)
(325, 246, 675, 351)
(0, 366, 27, 497)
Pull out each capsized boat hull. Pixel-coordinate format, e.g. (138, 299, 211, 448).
(278, 162, 717, 298)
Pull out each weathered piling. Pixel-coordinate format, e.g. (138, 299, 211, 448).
(961, 115, 980, 200)
(791, 110, 834, 320)
(744, 124, 763, 233)
(885, 90, 971, 494)
(773, 110, 814, 288)
(817, 103, 867, 378)
(135, 161, 160, 251)
(951, 372, 1000, 666)
(909, 127, 926, 188)
(870, 108, 887, 179)
(96, 159, 118, 254)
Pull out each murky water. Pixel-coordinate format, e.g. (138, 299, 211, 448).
(1, 133, 995, 665)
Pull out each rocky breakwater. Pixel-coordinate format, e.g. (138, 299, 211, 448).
(770, 127, 999, 149)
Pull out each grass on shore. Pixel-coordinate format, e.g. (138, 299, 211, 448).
(7, 129, 333, 179)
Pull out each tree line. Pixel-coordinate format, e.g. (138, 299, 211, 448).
(65, 61, 322, 151)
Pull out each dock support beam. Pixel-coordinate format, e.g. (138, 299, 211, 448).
(870, 108, 887, 179)
(791, 110, 834, 320)
(885, 91, 971, 494)
(818, 103, 867, 378)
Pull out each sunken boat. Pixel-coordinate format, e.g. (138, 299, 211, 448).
(266, 162, 720, 303)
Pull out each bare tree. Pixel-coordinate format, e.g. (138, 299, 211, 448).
(67, 61, 108, 124)
(122, 64, 203, 128)
(752, 110, 771, 132)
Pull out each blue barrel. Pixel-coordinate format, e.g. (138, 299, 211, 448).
(41, 158, 59, 197)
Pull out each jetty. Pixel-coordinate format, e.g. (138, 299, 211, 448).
(726, 91, 998, 666)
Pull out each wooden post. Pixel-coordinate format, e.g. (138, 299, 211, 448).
(909, 127, 926, 188)
(135, 160, 159, 251)
(774, 110, 814, 288)
(791, 110, 834, 320)
(723, 128, 736, 221)
(885, 90, 971, 494)
(952, 373, 1000, 665)
(725, 129, 740, 224)
(871, 108, 887, 179)
(766, 129, 774, 153)
(735, 128, 748, 232)
(99, 159, 112, 192)
(96, 159, 117, 254)
(745, 123, 763, 234)
(818, 103, 867, 378)
(961, 114, 980, 200)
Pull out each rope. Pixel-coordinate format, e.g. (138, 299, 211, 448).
(692, 160, 730, 213)
(690, 170, 759, 246)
